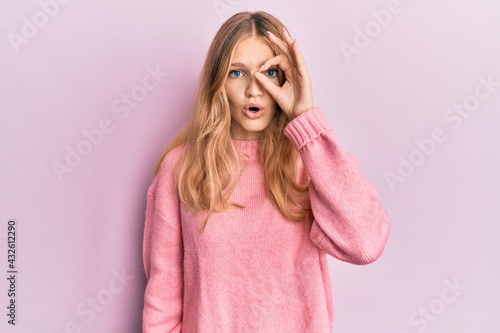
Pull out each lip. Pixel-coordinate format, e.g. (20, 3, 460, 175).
(243, 102, 264, 119)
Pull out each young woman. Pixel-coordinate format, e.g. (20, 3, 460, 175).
(142, 11, 390, 333)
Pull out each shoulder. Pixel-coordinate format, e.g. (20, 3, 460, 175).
(149, 144, 187, 195)
(157, 144, 186, 175)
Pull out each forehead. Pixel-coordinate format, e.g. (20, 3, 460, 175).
(231, 36, 275, 67)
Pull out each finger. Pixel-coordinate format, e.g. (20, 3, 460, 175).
(266, 31, 293, 63)
(290, 40, 311, 81)
(281, 27, 298, 67)
(253, 72, 281, 100)
(281, 27, 295, 48)
(259, 54, 293, 76)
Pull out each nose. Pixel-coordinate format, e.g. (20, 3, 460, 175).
(245, 73, 263, 98)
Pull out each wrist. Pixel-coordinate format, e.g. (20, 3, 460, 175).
(292, 105, 315, 119)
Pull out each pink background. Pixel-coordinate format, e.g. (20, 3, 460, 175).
(1, 0, 499, 332)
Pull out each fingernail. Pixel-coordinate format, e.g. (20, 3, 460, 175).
(259, 64, 265, 71)
(267, 31, 275, 37)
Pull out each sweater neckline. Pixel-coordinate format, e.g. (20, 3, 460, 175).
(233, 139, 260, 160)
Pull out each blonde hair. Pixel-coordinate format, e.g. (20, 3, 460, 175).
(155, 11, 310, 231)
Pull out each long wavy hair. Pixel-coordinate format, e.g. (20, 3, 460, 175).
(154, 11, 310, 232)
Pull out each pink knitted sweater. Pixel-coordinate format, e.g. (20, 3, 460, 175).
(142, 108, 390, 333)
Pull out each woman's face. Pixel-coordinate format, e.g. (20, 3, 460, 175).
(224, 35, 280, 140)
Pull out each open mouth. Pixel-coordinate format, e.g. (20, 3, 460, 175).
(244, 103, 264, 118)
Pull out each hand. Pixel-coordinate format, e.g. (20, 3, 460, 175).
(254, 27, 314, 119)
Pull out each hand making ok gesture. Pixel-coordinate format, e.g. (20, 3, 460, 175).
(254, 27, 315, 119)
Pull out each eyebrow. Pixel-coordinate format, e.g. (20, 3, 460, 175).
(229, 62, 272, 71)
(229, 62, 247, 68)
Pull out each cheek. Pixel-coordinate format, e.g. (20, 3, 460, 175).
(224, 82, 240, 103)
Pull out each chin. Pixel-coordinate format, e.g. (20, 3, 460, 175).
(246, 122, 272, 134)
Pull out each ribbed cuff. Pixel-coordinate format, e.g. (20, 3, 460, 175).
(284, 108, 332, 150)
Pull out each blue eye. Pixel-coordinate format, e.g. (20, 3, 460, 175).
(266, 69, 278, 77)
(229, 70, 243, 78)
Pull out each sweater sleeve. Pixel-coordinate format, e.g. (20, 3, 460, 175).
(284, 108, 390, 265)
(142, 149, 184, 332)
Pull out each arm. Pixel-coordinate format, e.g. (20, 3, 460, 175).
(284, 108, 390, 264)
(255, 28, 389, 264)
(143, 149, 184, 332)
